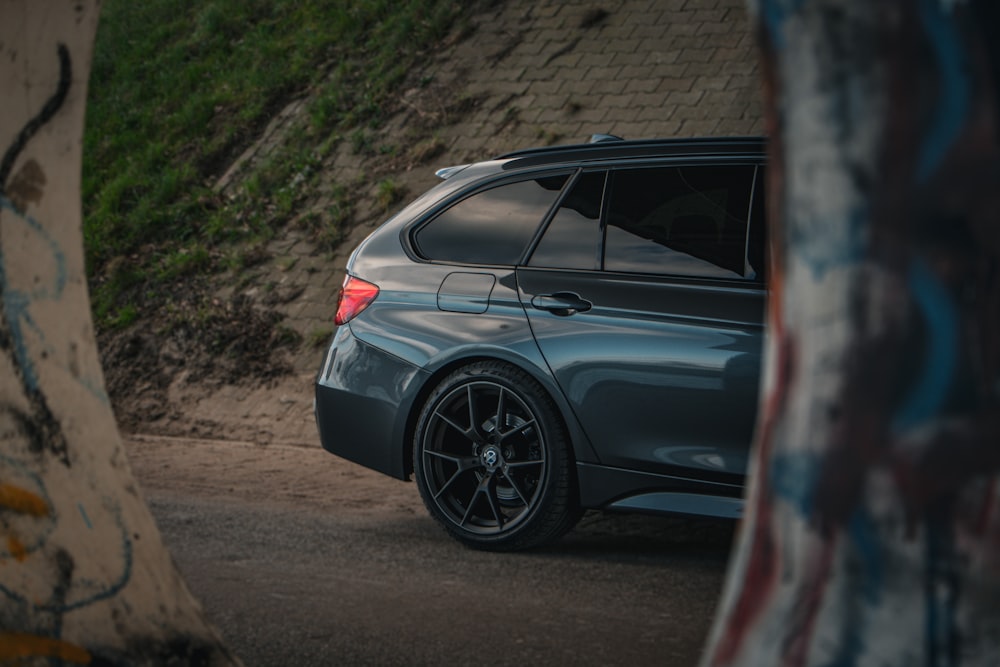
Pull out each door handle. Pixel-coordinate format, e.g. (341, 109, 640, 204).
(530, 292, 593, 316)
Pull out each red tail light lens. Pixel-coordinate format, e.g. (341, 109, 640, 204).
(335, 275, 380, 326)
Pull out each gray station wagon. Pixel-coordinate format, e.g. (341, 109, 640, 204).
(315, 135, 767, 550)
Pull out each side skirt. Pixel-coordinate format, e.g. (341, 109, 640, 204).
(576, 462, 745, 519)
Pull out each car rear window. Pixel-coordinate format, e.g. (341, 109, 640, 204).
(413, 174, 569, 265)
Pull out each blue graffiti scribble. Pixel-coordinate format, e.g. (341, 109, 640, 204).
(788, 208, 868, 280)
(771, 450, 820, 515)
(0, 196, 67, 391)
(759, 0, 808, 50)
(56, 499, 133, 614)
(773, 453, 885, 585)
(891, 258, 958, 434)
(0, 495, 133, 613)
(775, 454, 886, 667)
(77, 503, 93, 530)
(916, 0, 969, 183)
(0, 196, 108, 404)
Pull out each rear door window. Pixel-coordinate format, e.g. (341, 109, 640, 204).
(413, 174, 569, 265)
(604, 165, 755, 279)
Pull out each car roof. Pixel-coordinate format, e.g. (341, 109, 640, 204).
(493, 135, 766, 170)
(417, 135, 767, 225)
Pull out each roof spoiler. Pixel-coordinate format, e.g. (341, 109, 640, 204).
(588, 133, 624, 144)
(434, 164, 470, 180)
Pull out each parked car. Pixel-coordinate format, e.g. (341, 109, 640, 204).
(315, 135, 767, 551)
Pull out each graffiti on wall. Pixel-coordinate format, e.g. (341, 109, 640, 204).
(0, 43, 132, 664)
(706, 1, 1000, 665)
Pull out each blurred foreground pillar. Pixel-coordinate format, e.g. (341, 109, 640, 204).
(0, 2, 237, 664)
(703, 1, 1000, 665)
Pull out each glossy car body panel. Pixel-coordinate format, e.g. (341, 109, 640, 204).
(315, 136, 768, 528)
(519, 268, 763, 483)
(320, 254, 602, 477)
(436, 272, 496, 314)
(315, 326, 427, 479)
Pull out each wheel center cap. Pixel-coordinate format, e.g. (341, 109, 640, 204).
(481, 445, 502, 471)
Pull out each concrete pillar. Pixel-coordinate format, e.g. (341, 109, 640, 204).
(703, 1, 1000, 665)
(0, 2, 237, 663)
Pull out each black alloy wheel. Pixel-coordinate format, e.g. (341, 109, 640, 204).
(413, 361, 580, 551)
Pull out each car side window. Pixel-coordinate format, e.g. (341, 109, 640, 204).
(413, 174, 570, 265)
(604, 165, 755, 279)
(528, 171, 606, 270)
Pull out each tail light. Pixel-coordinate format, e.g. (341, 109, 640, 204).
(334, 275, 380, 325)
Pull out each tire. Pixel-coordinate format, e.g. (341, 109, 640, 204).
(413, 361, 581, 551)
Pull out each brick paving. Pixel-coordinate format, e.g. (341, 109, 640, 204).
(204, 0, 764, 445)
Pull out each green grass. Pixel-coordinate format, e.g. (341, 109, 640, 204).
(83, 0, 463, 329)
(375, 178, 407, 212)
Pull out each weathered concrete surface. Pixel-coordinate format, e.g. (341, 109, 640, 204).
(0, 2, 237, 663)
(703, 2, 1000, 665)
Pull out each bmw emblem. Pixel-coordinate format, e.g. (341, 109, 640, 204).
(482, 447, 499, 468)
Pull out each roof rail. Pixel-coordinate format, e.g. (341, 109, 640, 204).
(493, 136, 767, 165)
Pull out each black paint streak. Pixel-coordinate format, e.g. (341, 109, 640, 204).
(24, 393, 71, 466)
(0, 43, 71, 196)
(0, 43, 73, 467)
(2, 404, 62, 461)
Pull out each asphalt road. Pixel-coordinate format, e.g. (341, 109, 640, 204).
(137, 439, 735, 666)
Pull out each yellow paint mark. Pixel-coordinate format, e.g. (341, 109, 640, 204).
(0, 484, 49, 517)
(0, 633, 91, 664)
(6, 535, 27, 562)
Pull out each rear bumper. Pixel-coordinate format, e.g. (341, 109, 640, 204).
(314, 326, 425, 480)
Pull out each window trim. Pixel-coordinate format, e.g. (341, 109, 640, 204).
(745, 165, 767, 284)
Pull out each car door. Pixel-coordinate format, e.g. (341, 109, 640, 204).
(516, 162, 766, 483)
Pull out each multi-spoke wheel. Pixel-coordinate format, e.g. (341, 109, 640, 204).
(413, 361, 580, 551)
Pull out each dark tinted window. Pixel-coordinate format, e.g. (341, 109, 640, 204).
(604, 165, 754, 278)
(529, 171, 606, 270)
(414, 175, 569, 265)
